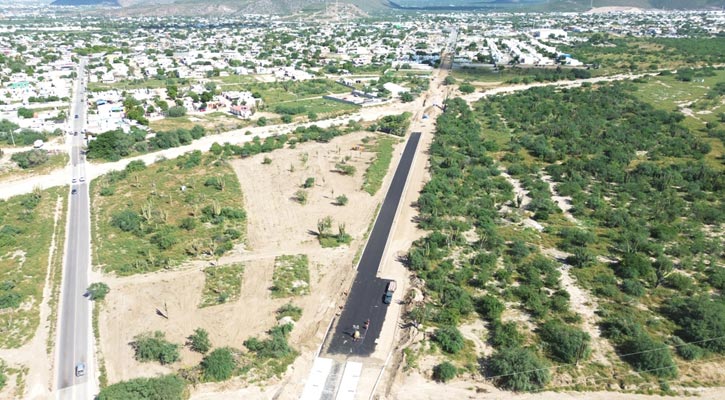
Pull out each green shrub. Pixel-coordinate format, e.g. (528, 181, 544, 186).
(167, 106, 187, 118)
(11, 149, 48, 169)
(432, 361, 457, 382)
(538, 320, 590, 363)
(187, 328, 211, 354)
(131, 331, 180, 365)
(621, 279, 646, 297)
(336, 163, 356, 176)
(708, 267, 725, 290)
(335, 194, 348, 206)
(243, 323, 295, 359)
(475, 294, 504, 321)
(621, 333, 677, 378)
(489, 321, 523, 349)
(276, 303, 303, 321)
(96, 375, 187, 400)
(303, 177, 315, 188)
(86, 282, 110, 301)
(201, 347, 236, 382)
(110, 210, 142, 234)
(672, 336, 704, 361)
(433, 325, 465, 354)
(459, 82, 475, 94)
(663, 273, 693, 291)
(662, 296, 725, 353)
(488, 347, 551, 391)
(178, 217, 197, 231)
(150, 228, 178, 250)
(125, 160, 147, 172)
(99, 186, 115, 196)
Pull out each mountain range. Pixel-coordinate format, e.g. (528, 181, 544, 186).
(49, 0, 725, 15)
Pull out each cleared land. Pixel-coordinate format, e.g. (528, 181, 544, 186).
(97, 129, 406, 389)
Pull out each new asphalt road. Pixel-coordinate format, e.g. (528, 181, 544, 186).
(326, 131, 421, 356)
(56, 59, 92, 399)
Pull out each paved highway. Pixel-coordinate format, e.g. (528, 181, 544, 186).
(55, 58, 93, 399)
(326, 132, 421, 356)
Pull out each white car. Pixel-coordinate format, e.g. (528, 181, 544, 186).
(79, 177, 85, 182)
(72, 178, 77, 184)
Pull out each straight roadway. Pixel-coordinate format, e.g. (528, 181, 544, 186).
(326, 131, 421, 356)
(324, 25, 456, 359)
(55, 58, 93, 399)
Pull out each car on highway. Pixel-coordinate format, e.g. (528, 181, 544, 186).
(72, 178, 77, 184)
(383, 280, 396, 304)
(71, 188, 77, 195)
(75, 362, 85, 377)
(75, 114, 79, 119)
(79, 177, 85, 182)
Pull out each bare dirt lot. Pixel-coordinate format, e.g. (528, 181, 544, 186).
(97, 130, 405, 391)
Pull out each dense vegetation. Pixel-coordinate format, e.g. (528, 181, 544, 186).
(0, 119, 55, 146)
(10, 149, 49, 169)
(560, 36, 725, 72)
(87, 125, 206, 161)
(404, 78, 724, 392)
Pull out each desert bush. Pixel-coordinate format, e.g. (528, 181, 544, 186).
(131, 331, 180, 365)
(432, 361, 457, 382)
(96, 375, 186, 400)
(86, 282, 110, 301)
(538, 320, 591, 363)
(488, 347, 550, 391)
(201, 347, 236, 382)
(187, 328, 211, 354)
(433, 325, 465, 354)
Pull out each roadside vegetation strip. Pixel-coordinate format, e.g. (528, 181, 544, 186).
(91, 153, 246, 276)
(271, 254, 310, 298)
(362, 136, 396, 195)
(0, 186, 65, 348)
(96, 374, 187, 400)
(46, 194, 68, 355)
(199, 263, 245, 308)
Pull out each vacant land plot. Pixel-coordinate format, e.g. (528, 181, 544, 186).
(0, 187, 64, 348)
(90, 153, 246, 275)
(149, 112, 250, 134)
(98, 129, 404, 388)
(199, 263, 244, 307)
(271, 255, 310, 298)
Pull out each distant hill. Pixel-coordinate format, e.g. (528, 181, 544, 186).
(51, 0, 725, 15)
(51, 0, 120, 5)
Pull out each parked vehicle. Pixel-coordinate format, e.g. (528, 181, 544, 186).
(383, 280, 396, 304)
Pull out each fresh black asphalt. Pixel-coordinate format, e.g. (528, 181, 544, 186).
(326, 131, 421, 356)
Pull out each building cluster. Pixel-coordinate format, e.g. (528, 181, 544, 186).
(0, 6, 721, 135)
